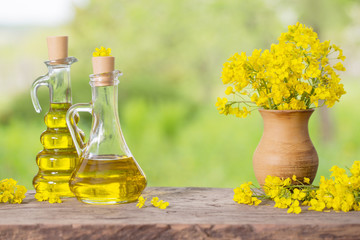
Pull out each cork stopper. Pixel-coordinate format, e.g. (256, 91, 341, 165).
(47, 36, 68, 61)
(91, 56, 115, 86)
(92, 56, 115, 74)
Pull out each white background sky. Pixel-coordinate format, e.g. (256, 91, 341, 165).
(0, 0, 88, 26)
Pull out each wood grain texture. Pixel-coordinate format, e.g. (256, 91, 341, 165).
(1, 187, 360, 240)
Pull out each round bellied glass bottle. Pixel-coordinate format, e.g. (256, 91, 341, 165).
(30, 36, 84, 197)
(66, 52, 146, 204)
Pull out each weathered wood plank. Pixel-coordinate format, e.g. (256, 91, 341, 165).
(1, 187, 360, 239)
(1, 224, 360, 240)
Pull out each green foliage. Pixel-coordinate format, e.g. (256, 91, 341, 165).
(68, 0, 283, 104)
(3, 80, 360, 189)
(0, 120, 40, 187)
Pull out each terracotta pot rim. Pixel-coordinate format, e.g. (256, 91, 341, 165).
(258, 108, 315, 113)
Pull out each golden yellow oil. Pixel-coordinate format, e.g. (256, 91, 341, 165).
(69, 155, 147, 205)
(33, 103, 83, 197)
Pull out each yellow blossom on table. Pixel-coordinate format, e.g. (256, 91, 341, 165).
(136, 196, 147, 208)
(150, 197, 169, 209)
(34, 192, 47, 201)
(48, 196, 62, 204)
(353, 203, 360, 211)
(151, 197, 160, 207)
(1, 191, 13, 202)
(0, 178, 27, 204)
(263, 175, 284, 198)
(158, 200, 169, 210)
(291, 189, 306, 201)
(34, 191, 62, 204)
(274, 197, 292, 209)
(252, 197, 262, 206)
(309, 199, 326, 212)
(234, 160, 360, 214)
(287, 200, 302, 214)
(233, 182, 262, 206)
(307, 163, 360, 213)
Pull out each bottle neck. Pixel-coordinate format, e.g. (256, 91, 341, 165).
(48, 66, 72, 104)
(45, 57, 77, 105)
(87, 83, 130, 157)
(84, 70, 130, 157)
(89, 70, 122, 126)
(91, 84, 119, 121)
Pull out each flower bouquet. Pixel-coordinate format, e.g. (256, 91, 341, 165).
(216, 22, 346, 117)
(216, 23, 347, 185)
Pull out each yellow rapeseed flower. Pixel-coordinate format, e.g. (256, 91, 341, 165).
(217, 22, 346, 116)
(150, 197, 169, 209)
(93, 46, 112, 57)
(48, 196, 62, 204)
(151, 197, 160, 207)
(235, 161, 360, 214)
(333, 62, 346, 71)
(158, 200, 169, 209)
(304, 177, 310, 184)
(287, 200, 302, 214)
(225, 86, 233, 95)
(34, 191, 62, 204)
(291, 189, 306, 201)
(350, 161, 360, 177)
(309, 199, 326, 212)
(233, 182, 262, 206)
(136, 196, 147, 208)
(0, 178, 27, 204)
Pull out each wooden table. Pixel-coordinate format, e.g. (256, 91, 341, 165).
(1, 187, 360, 240)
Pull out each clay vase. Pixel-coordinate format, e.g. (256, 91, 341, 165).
(253, 109, 318, 186)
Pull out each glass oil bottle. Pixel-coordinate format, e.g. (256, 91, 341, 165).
(66, 54, 146, 204)
(30, 36, 84, 197)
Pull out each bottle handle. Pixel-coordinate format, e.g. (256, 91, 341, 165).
(66, 103, 92, 156)
(30, 74, 50, 113)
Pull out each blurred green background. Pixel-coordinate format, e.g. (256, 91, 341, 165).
(1, 0, 360, 189)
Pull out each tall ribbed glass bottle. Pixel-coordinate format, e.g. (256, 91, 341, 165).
(30, 36, 84, 197)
